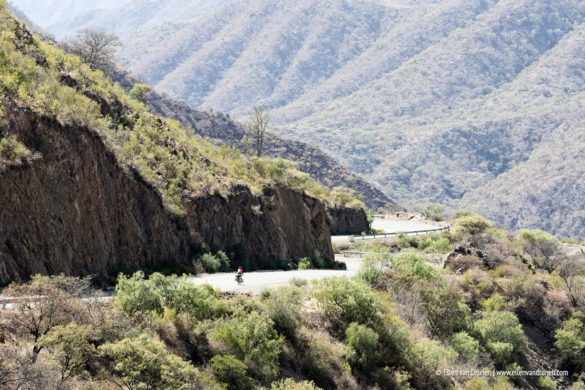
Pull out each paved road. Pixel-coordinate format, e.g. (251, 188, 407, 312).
(190, 257, 362, 293)
(191, 217, 444, 292)
(332, 217, 446, 243)
(1, 217, 442, 301)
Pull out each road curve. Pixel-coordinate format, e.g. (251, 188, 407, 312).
(1, 217, 444, 301)
(191, 217, 446, 293)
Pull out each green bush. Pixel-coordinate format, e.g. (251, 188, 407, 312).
(261, 286, 303, 339)
(99, 334, 208, 390)
(538, 376, 557, 390)
(418, 234, 451, 253)
(115, 272, 225, 320)
(392, 249, 438, 281)
(271, 378, 322, 390)
(38, 324, 99, 383)
(0, 135, 37, 169)
(554, 312, 585, 372)
(345, 323, 380, 372)
(407, 338, 457, 388)
(519, 229, 562, 272)
(198, 251, 230, 273)
(450, 331, 480, 362)
(210, 311, 284, 382)
(420, 203, 445, 222)
(475, 309, 526, 367)
(420, 283, 472, 339)
(115, 271, 167, 316)
(298, 258, 312, 270)
(312, 278, 379, 332)
(129, 83, 151, 102)
(210, 355, 254, 390)
(452, 213, 492, 238)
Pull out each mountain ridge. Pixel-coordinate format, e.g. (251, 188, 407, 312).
(13, 0, 585, 237)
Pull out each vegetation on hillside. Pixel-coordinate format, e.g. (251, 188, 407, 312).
(1, 211, 584, 389)
(0, 1, 362, 215)
(29, 0, 585, 237)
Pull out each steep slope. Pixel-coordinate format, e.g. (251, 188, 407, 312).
(0, 7, 336, 284)
(125, 76, 399, 210)
(14, 0, 585, 237)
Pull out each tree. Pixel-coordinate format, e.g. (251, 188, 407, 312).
(38, 324, 98, 384)
(99, 334, 206, 390)
(3, 275, 93, 362)
(210, 311, 284, 382)
(312, 278, 379, 333)
(519, 229, 562, 272)
(129, 83, 151, 102)
(420, 203, 445, 222)
(557, 258, 585, 306)
(66, 29, 120, 70)
(475, 309, 526, 367)
(554, 312, 585, 372)
(210, 355, 254, 390)
(345, 323, 380, 372)
(244, 105, 269, 157)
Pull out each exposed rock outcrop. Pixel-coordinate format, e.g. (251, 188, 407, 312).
(0, 107, 333, 284)
(327, 207, 370, 236)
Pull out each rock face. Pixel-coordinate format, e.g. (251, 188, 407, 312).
(327, 207, 369, 236)
(0, 108, 333, 284)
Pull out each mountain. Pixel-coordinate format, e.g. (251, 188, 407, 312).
(13, 0, 585, 237)
(0, 7, 366, 284)
(112, 71, 399, 210)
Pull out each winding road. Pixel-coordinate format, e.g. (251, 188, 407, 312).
(0, 217, 447, 306)
(190, 216, 447, 292)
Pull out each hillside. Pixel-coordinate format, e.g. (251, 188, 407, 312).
(13, 0, 585, 238)
(113, 71, 398, 210)
(2, 211, 585, 389)
(0, 4, 366, 284)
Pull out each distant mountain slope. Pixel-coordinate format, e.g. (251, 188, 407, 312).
(112, 72, 399, 210)
(14, 0, 585, 237)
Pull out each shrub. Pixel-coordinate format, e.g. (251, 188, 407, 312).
(539, 376, 557, 390)
(450, 331, 480, 362)
(407, 339, 457, 388)
(393, 250, 438, 281)
(129, 83, 151, 102)
(420, 283, 472, 339)
(271, 379, 322, 390)
(298, 258, 312, 270)
(452, 214, 492, 238)
(210, 311, 284, 382)
(419, 234, 451, 253)
(38, 324, 99, 383)
(345, 323, 380, 372)
(358, 248, 392, 287)
(0, 135, 37, 169)
(115, 271, 168, 316)
(554, 312, 585, 372)
(210, 355, 254, 390)
(99, 334, 208, 390)
(420, 203, 445, 221)
(312, 278, 379, 332)
(519, 229, 562, 272)
(115, 272, 225, 320)
(261, 286, 303, 339)
(475, 309, 526, 367)
(199, 251, 230, 273)
(300, 330, 358, 390)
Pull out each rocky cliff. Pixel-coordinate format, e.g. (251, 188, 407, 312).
(327, 207, 370, 236)
(0, 106, 333, 284)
